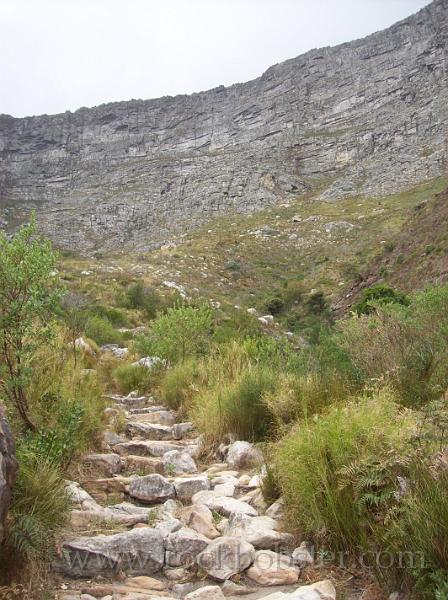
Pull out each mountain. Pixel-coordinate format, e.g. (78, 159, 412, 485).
(0, 0, 447, 253)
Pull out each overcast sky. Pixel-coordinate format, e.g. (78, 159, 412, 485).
(0, 0, 431, 118)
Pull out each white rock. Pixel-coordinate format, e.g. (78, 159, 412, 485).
(58, 529, 165, 577)
(164, 450, 198, 474)
(226, 441, 263, 470)
(292, 542, 315, 567)
(192, 491, 258, 517)
(165, 527, 210, 567)
(128, 474, 175, 504)
(246, 550, 300, 586)
(174, 476, 210, 503)
(185, 586, 225, 600)
(223, 513, 292, 550)
(213, 483, 235, 497)
(266, 497, 285, 520)
(183, 504, 220, 539)
(197, 537, 255, 581)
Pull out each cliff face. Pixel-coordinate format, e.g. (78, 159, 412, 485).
(0, 0, 447, 252)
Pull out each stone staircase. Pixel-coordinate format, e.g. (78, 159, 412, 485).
(52, 392, 336, 600)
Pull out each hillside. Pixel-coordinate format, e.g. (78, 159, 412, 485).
(0, 0, 447, 252)
(335, 183, 448, 313)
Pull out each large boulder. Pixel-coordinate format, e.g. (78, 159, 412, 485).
(165, 527, 210, 567)
(0, 406, 17, 543)
(182, 504, 220, 539)
(174, 476, 210, 503)
(246, 550, 300, 586)
(128, 474, 175, 504)
(226, 441, 263, 470)
(223, 513, 293, 550)
(163, 450, 198, 474)
(192, 491, 257, 517)
(197, 537, 255, 581)
(58, 528, 165, 577)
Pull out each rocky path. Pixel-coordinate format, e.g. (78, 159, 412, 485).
(52, 391, 337, 600)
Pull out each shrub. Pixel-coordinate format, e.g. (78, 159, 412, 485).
(339, 287, 448, 407)
(125, 282, 161, 319)
(0, 217, 61, 430)
(275, 391, 414, 551)
(354, 284, 409, 315)
(262, 295, 285, 316)
(135, 303, 213, 364)
(113, 363, 153, 395)
(85, 315, 123, 346)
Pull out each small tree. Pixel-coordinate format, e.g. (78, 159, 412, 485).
(135, 303, 213, 364)
(354, 284, 410, 316)
(60, 292, 89, 367)
(0, 218, 60, 430)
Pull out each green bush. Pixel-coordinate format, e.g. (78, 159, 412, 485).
(85, 315, 123, 346)
(275, 391, 414, 552)
(125, 282, 161, 319)
(354, 284, 409, 315)
(113, 363, 153, 395)
(135, 303, 213, 364)
(339, 286, 448, 407)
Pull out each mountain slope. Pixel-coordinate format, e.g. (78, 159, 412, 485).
(0, 0, 447, 252)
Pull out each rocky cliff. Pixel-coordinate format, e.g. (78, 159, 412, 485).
(0, 0, 447, 252)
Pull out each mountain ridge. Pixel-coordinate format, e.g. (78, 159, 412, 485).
(0, 0, 447, 253)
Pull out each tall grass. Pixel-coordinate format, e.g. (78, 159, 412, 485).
(275, 390, 415, 551)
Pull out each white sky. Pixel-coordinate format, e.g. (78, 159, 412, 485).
(0, 0, 431, 118)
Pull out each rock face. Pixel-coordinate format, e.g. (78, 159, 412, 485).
(0, 406, 17, 543)
(1, 0, 447, 252)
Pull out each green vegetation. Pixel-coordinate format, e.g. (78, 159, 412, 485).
(0, 221, 107, 593)
(135, 302, 213, 363)
(353, 283, 410, 315)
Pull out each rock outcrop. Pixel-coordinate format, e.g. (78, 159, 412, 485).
(0, 1, 447, 254)
(0, 405, 17, 544)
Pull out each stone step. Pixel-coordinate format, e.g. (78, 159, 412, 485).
(113, 440, 189, 458)
(127, 411, 175, 426)
(126, 422, 174, 441)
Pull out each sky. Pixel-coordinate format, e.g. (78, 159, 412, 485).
(0, 0, 431, 118)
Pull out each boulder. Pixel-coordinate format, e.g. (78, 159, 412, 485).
(223, 513, 292, 550)
(163, 450, 198, 474)
(192, 491, 257, 517)
(172, 422, 194, 440)
(226, 441, 263, 470)
(183, 504, 220, 539)
(58, 528, 165, 577)
(197, 537, 255, 581)
(82, 453, 122, 477)
(292, 542, 315, 567)
(185, 586, 225, 600)
(265, 497, 285, 520)
(132, 356, 165, 369)
(246, 550, 300, 586)
(174, 476, 210, 503)
(165, 527, 210, 567)
(213, 483, 235, 497)
(221, 581, 255, 596)
(262, 580, 337, 600)
(129, 474, 175, 504)
(0, 407, 18, 543)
